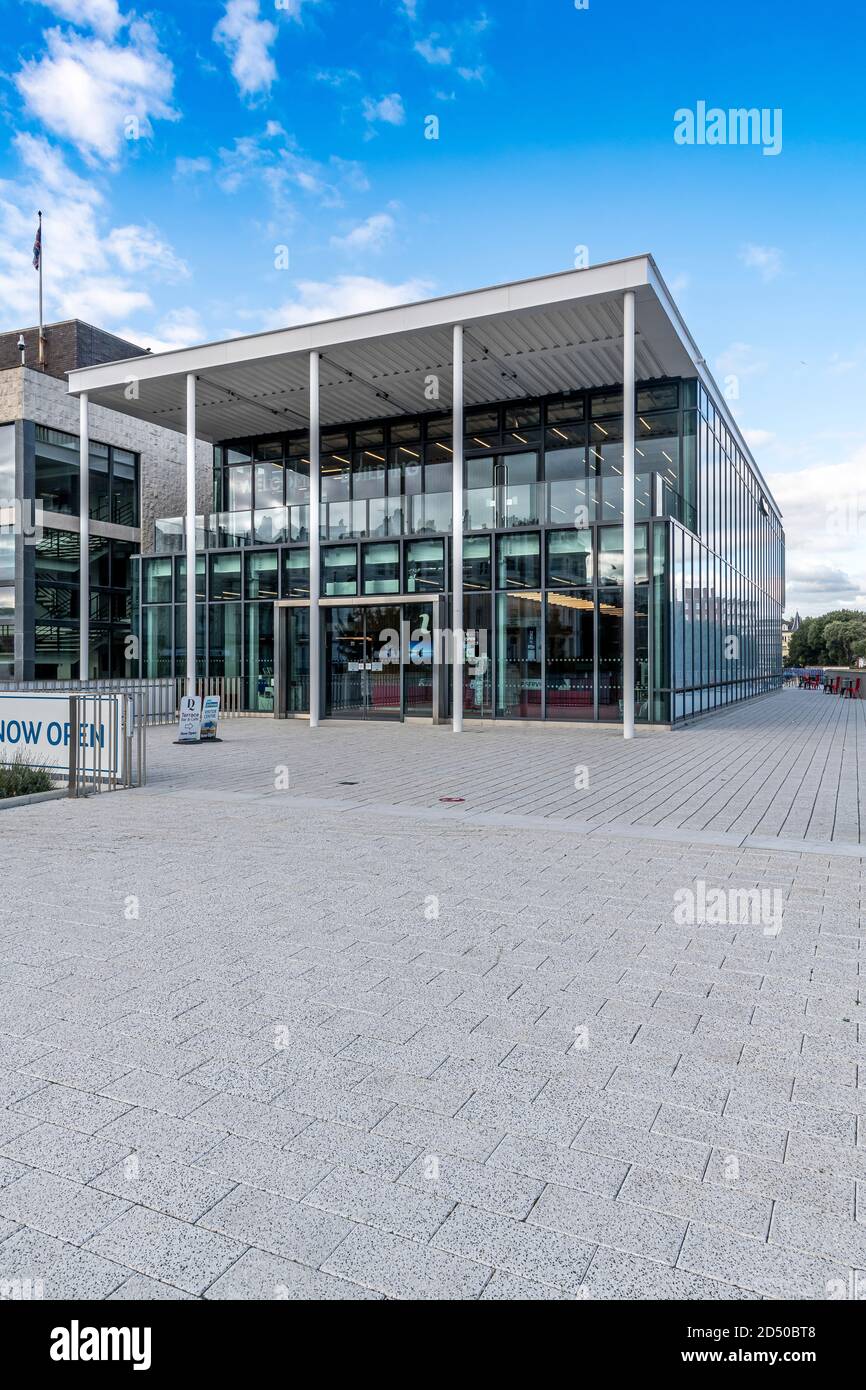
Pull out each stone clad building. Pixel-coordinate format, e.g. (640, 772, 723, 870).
(0, 321, 210, 679)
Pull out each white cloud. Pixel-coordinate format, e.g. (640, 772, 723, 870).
(214, 0, 278, 99)
(415, 37, 452, 65)
(110, 225, 189, 278)
(457, 65, 485, 81)
(15, 21, 177, 165)
(743, 427, 776, 450)
(30, 0, 123, 37)
(58, 276, 152, 322)
(739, 243, 783, 281)
(362, 93, 406, 126)
(715, 341, 768, 378)
(213, 124, 367, 226)
(330, 212, 395, 253)
(174, 156, 212, 179)
(0, 134, 184, 331)
(119, 307, 207, 354)
(668, 272, 690, 294)
(313, 67, 360, 87)
(768, 448, 866, 614)
(263, 274, 432, 327)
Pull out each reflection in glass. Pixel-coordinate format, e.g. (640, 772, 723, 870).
(598, 588, 623, 721)
(363, 542, 400, 594)
(546, 530, 592, 587)
(546, 590, 594, 720)
(497, 532, 540, 590)
(322, 545, 357, 596)
(209, 602, 241, 677)
(405, 539, 444, 592)
(495, 592, 542, 719)
(245, 600, 275, 711)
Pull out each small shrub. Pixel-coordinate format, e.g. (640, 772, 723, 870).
(0, 752, 54, 800)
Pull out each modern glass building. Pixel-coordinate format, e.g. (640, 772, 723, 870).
(67, 257, 784, 728)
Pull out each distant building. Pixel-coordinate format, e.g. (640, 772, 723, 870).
(0, 320, 210, 680)
(781, 611, 802, 660)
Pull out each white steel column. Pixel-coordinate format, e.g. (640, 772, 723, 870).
(622, 289, 636, 740)
(185, 373, 196, 694)
(309, 351, 321, 728)
(78, 392, 89, 679)
(451, 323, 464, 733)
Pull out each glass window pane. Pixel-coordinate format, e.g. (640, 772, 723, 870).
(546, 529, 593, 586)
(143, 555, 172, 604)
(362, 542, 400, 594)
(598, 588, 623, 720)
(425, 414, 451, 440)
(89, 447, 109, 521)
(545, 423, 584, 450)
(405, 538, 444, 593)
(598, 527, 623, 585)
(209, 602, 241, 677)
(111, 451, 138, 526)
(254, 461, 284, 507)
(245, 600, 275, 710)
(463, 535, 491, 590)
(245, 549, 278, 598)
(254, 506, 289, 544)
(227, 465, 252, 511)
(322, 545, 357, 596)
(35, 427, 79, 514)
(546, 589, 594, 719)
(591, 391, 623, 418)
(465, 409, 499, 435)
(497, 532, 540, 590)
(285, 461, 309, 505)
(144, 604, 172, 677)
(495, 593, 542, 719)
(355, 426, 385, 448)
(210, 552, 242, 599)
(637, 384, 678, 411)
(389, 420, 421, 444)
(546, 395, 585, 424)
(175, 554, 206, 600)
(282, 547, 309, 597)
(505, 405, 540, 429)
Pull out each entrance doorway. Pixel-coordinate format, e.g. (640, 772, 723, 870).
(326, 604, 402, 720)
(273, 595, 441, 722)
(324, 602, 438, 720)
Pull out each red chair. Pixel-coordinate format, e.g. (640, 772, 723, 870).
(843, 677, 861, 700)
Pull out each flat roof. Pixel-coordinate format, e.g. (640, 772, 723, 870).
(66, 254, 781, 521)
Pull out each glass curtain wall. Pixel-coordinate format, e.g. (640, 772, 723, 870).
(144, 376, 781, 723)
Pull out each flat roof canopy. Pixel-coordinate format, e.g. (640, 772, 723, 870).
(67, 254, 776, 511)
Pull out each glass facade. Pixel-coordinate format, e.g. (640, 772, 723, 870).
(141, 377, 783, 724)
(1, 424, 144, 679)
(0, 424, 16, 677)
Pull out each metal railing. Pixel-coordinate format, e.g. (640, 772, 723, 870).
(0, 677, 175, 728)
(2, 676, 260, 727)
(172, 676, 250, 718)
(65, 691, 146, 796)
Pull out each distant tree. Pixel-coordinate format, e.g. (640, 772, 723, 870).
(788, 610, 866, 667)
(787, 617, 819, 666)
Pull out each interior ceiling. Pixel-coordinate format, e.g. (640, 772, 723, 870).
(86, 290, 694, 443)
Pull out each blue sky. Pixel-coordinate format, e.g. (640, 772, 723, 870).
(1, 0, 864, 613)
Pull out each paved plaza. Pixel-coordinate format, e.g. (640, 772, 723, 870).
(0, 688, 864, 1300)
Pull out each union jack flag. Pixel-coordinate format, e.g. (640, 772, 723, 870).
(33, 221, 41, 271)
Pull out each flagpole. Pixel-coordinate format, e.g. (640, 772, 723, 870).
(37, 211, 44, 368)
